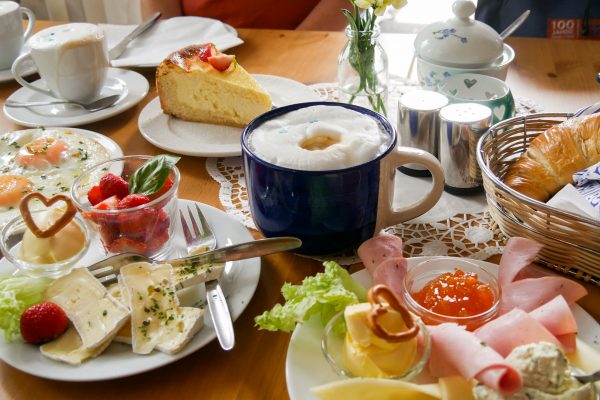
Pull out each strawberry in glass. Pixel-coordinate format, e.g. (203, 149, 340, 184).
(72, 155, 180, 258)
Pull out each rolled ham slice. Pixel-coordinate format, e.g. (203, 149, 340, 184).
(500, 276, 587, 314)
(529, 295, 578, 336)
(429, 323, 522, 395)
(372, 257, 408, 299)
(475, 308, 561, 357)
(498, 237, 543, 287)
(357, 235, 404, 276)
(529, 295, 578, 353)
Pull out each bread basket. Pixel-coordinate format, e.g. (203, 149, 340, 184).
(477, 112, 600, 285)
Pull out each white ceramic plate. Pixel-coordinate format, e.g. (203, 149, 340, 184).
(3, 68, 149, 127)
(285, 257, 600, 400)
(138, 74, 320, 157)
(0, 199, 260, 381)
(0, 127, 122, 226)
(103, 17, 244, 68)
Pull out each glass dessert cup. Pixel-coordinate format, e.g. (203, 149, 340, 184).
(70, 155, 180, 258)
(0, 211, 90, 278)
(321, 311, 431, 381)
(402, 257, 501, 331)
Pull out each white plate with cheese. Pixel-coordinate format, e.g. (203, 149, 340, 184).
(284, 258, 600, 400)
(0, 200, 260, 381)
(138, 74, 320, 158)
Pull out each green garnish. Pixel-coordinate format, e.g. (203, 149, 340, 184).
(128, 154, 180, 195)
(0, 276, 51, 341)
(254, 261, 366, 332)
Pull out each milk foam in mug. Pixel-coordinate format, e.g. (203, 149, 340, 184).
(12, 23, 108, 103)
(242, 102, 446, 255)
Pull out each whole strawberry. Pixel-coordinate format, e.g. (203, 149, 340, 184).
(99, 173, 129, 199)
(20, 301, 69, 345)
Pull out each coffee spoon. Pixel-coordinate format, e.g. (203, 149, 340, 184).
(4, 94, 121, 112)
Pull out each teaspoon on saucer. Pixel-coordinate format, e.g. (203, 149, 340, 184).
(4, 94, 121, 113)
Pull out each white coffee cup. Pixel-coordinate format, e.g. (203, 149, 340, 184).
(12, 23, 108, 103)
(0, 1, 36, 70)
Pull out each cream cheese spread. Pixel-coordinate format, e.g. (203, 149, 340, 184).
(473, 342, 594, 400)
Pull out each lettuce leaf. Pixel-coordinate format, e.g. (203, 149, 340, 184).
(254, 261, 367, 332)
(0, 276, 52, 341)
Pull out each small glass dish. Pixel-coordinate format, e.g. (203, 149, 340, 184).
(321, 311, 431, 381)
(0, 211, 90, 278)
(71, 155, 180, 258)
(402, 257, 501, 331)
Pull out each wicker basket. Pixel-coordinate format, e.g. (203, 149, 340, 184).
(477, 112, 600, 285)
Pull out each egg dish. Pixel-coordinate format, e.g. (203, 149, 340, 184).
(0, 128, 110, 223)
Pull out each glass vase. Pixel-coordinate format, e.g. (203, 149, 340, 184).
(337, 25, 389, 116)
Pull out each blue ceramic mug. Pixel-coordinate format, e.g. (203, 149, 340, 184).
(241, 102, 445, 255)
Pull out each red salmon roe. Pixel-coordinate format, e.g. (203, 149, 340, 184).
(411, 269, 495, 318)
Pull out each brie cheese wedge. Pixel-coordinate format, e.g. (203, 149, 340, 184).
(120, 262, 204, 355)
(45, 268, 130, 349)
(40, 326, 113, 365)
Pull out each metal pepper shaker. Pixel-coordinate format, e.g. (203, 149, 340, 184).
(397, 90, 448, 176)
(439, 103, 492, 195)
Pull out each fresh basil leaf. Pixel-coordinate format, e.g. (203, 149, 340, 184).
(128, 154, 180, 195)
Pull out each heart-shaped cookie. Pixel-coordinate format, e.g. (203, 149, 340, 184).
(367, 284, 419, 342)
(19, 193, 77, 238)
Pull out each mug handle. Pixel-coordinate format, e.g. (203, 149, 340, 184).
(12, 53, 54, 98)
(375, 146, 445, 232)
(20, 7, 36, 41)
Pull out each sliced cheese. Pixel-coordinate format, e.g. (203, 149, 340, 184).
(172, 260, 224, 288)
(119, 262, 204, 355)
(311, 377, 441, 400)
(438, 376, 474, 400)
(45, 268, 129, 349)
(107, 281, 132, 344)
(40, 326, 112, 365)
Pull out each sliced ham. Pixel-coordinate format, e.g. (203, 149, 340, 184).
(357, 235, 404, 276)
(555, 333, 577, 353)
(529, 295, 578, 336)
(475, 309, 562, 357)
(428, 323, 522, 395)
(498, 237, 543, 287)
(371, 257, 408, 299)
(500, 276, 587, 314)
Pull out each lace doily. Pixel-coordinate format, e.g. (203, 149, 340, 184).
(206, 78, 542, 264)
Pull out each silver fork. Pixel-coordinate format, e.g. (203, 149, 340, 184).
(180, 204, 235, 351)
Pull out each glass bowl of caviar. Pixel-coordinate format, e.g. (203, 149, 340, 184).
(402, 257, 501, 331)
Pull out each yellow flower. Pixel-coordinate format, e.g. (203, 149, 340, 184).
(355, 0, 374, 9)
(392, 0, 408, 9)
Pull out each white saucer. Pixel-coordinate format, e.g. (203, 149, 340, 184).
(138, 74, 320, 157)
(3, 68, 149, 127)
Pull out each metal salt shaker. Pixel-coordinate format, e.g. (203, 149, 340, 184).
(397, 90, 448, 176)
(439, 103, 492, 195)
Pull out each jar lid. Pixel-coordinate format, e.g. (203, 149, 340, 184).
(414, 0, 503, 67)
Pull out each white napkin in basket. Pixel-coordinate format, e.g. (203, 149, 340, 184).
(101, 16, 244, 68)
(547, 161, 600, 221)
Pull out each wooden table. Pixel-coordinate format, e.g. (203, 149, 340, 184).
(1, 22, 600, 400)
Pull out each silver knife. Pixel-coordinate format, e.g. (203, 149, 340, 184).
(108, 12, 161, 60)
(172, 236, 301, 351)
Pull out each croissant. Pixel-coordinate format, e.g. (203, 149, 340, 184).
(503, 113, 600, 202)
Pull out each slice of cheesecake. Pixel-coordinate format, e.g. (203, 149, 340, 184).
(157, 43, 272, 127)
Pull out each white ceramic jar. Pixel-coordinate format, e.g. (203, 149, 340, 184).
(414, 0, 514, 89)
